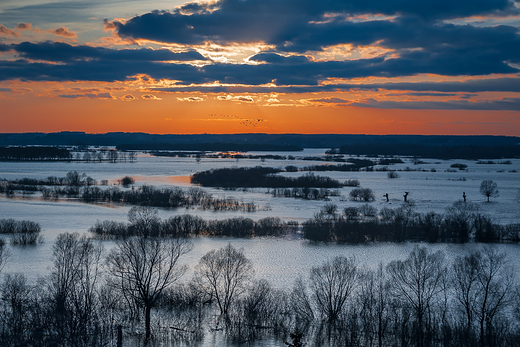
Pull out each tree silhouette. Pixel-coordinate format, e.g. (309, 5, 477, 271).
(194, 244, 254, 318)
(479, 180, 499, 202)
(106, 237, 192, 338)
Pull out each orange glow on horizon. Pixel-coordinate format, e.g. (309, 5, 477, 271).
(1, 80, 519, 136)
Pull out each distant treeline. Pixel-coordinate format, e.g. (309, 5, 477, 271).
(90, 209, 297, 239)
(0, 146, 137, 162)
(191, 166, 345, 188)
(269, 187, 341, 200)
(339, 143, 520, 159)
(0, 146, 70, 161)
(117, 143, 303, 151)
(0, 172, 259, 212)
(303, 202, 520, 243)
(2, 132, 519, 149)
(80, 185, 258, 212)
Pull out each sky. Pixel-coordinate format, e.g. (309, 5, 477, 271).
(1, 0, 520, 135)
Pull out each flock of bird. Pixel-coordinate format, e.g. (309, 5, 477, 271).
(208, 113, 264, 127)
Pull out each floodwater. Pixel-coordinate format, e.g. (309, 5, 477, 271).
(1, 149, 519, 283)
(1, 149, 519, 346)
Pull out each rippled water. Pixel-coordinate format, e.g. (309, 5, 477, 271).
(1, 150, 520, 346)
(1, 150, 519, 283)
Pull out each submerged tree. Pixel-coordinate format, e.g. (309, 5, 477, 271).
(386, 246, 447, 347)
(106, 237, 192, 338)
(194, 243, 254, 318)
(127, 206, 161, 237)
(47, 233, 103, 346)
(0, 238, 8, 273)
(309, 256, 358, 324)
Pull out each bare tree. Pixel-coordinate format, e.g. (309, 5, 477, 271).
(194, 243, 254, 318)
(452, 247, 514, 347)
(0, 238, 8, 273)
(1, 274, 33, 344)
(358, 264, 390, 347)
(47, 233, 103, 345)
(309, 256, 358, 323)
(128, 151, 137, 163)
(106, 237, 192, 338)
(474, 247, 513, 347)
(480, 180, 499, 202)
(290, 277, 315, 322)
(127, 206, 161, 237)
(386, 246, 446, 347)
(452, 250, 481, 338)
(65, 171, 86, 186)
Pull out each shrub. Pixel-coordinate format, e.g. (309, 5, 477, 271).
(344, 179, 360, 187)
(119, 176, 135, 187)
(349, 188, 375, 202)
(450, 163, 468, 170)
(387, 171, 400, 179)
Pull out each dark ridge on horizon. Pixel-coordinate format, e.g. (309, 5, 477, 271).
(1, 132, 519, 148)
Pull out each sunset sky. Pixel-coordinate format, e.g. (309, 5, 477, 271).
(1, 0, 520, 135)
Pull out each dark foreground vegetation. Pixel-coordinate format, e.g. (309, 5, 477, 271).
(303, 201, 520, 243)
(0, 171, 259, 212)
(0, 234, 519, 347)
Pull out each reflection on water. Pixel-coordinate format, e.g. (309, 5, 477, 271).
(1, 151, 519, 286)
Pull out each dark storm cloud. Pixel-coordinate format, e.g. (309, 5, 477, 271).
(114, 0, 518, 46)
(11, 41, 206, 63)
(350, 98, 520, 110)
(0, 58, 202, 83)
(105, 0, 520, 83)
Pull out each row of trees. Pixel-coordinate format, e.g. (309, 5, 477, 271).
(0, 236, 519, 347)
(89, 203, 519, 243)
(90, 206, 297, 238)
(0, 147, 138, 163)
(0, 146, 70, 161)
(72, 150, 137, 163)
(303, 202, 520, 243)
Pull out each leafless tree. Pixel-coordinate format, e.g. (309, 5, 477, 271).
(480, 180, 499, 202)
(128, 151, 137, 163)
(47, 233, 103, 345)
(452, 251, 479, 337)
(359, 264, 390, 347)
(194, 243, 254, 318)
(65, 171, 86, 186)
(127, 206, 161, 237)
(1, 273, 33, 344)
(386, 246, 446, 347)
(453, 247, 514, 347)
(290, 277, 315, 322)
(474, 248, 513, 347)
(0, 238, 8, 273)
(106, 237, 192, 338)
(309, 256, 358, 324)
